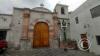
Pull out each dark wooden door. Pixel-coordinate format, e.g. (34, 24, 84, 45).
(81, 34, 89, 49)
(33, 22, 49, 48)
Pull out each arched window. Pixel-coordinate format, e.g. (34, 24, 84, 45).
(61, 7, 65, 14)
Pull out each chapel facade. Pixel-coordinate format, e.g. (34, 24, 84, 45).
(0, 4, 70, 49)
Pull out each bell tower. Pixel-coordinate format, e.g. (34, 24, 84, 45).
(54, 4, 70, 48)
(54, 4, 69, 19)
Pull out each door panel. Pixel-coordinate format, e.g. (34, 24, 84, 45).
(33, 22, 49, 48)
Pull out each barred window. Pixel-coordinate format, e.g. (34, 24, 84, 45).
(90, 5, 100, 18)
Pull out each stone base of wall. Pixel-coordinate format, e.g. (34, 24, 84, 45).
(7, 38, 60, 50)
(20, 40, 32, 50)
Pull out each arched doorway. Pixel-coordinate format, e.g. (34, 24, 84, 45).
(33, 22, 49, 48)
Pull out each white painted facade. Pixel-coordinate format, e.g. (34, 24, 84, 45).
(0, 14, 12, 29)
(70, 0, 100, 55)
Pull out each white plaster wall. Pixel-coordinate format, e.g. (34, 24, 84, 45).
(70, 0, 100, 55)
(0, 15, 13, 47)
(0, 15, 12, 29)
(8, 9, 24, 47)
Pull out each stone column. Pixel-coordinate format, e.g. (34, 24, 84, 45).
(52, 13, 60, 48)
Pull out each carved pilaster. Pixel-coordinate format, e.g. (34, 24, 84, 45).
(21, 8, 30, 40)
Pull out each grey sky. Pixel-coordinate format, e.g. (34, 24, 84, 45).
(0, 0, 87, 14)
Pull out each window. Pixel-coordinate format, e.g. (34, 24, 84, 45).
(96, 36, 100, 45)
(61, 7, 65, 14)
(0, 31, 7, 40)
(90, 5, 100, 18)
(75, 17, 79, 24)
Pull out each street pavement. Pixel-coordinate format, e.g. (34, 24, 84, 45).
(0, 48, 97, 56)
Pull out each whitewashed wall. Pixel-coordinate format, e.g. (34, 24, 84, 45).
(0, 14, 12, 45)
(70, 0, 100, 55)
(7, 8, 24, 48)
(0, 15, 12, 29)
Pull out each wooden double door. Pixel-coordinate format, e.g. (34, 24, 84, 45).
(33, 22, 49, 48)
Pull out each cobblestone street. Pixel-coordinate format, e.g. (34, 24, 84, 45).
(0, 48, 97, 56)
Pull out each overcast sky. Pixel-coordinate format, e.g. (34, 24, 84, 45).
(0, 0, 87, 14)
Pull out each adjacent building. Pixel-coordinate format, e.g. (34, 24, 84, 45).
(70, 0, 100, 55)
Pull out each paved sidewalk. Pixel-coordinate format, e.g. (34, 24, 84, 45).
(0, 48, 97, 56)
